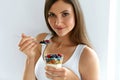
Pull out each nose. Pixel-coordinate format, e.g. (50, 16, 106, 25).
(55, 17, 62, 25)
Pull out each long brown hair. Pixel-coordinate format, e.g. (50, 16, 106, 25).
(44, 0, 92, 48)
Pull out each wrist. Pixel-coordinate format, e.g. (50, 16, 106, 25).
(26, 57, 36, 64)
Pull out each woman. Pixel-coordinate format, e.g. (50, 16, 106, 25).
(19, 0, 100, 80)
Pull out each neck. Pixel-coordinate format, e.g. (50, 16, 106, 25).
(52, 34, 74, 46)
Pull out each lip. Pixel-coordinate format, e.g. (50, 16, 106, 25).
(56, 27, 64, 30)
(55, 26, 64, 30)
(56, 27, 63, 29)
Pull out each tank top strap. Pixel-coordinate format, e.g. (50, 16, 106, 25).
(74, 44, 86, 59)
(73, 44, 86, 79)
(44, 33, 53, 40)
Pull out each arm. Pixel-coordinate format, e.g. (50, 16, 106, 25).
(23, 57, 38, 80)
(19, 33, 47, 80)
(23, 46, 40, 80)
(79, 46, 100, 80)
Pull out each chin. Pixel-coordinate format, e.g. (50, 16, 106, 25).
(56, 32, 69, 37)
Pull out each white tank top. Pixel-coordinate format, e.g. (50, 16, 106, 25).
(35, 34, 86, 80)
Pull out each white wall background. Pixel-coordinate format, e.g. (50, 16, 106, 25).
(107, 0, 120, 80)
(0, 0, 109, 80)
(116, 0, 120, 79)
(80, 0, 109, 80)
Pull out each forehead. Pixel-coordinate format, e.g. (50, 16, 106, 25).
(49, 0, 74, 13)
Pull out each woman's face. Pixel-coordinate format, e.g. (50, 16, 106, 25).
(48, 0, 75, 37)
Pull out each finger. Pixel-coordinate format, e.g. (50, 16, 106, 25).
(18, 33, 32, 46)
(19, 39, 34, 50)
(49, 67, 67, 77)
(45, 66, 56, 71)
(51, 71, 65, 77)
(46, 71, 53, 75)
(20, 43, 37, 54)
(55, 67, 67, 77)
(45, 67, 63, 78)
(45, 66, 63, 75)
(20, 41, 37, 52)
(46, 71, 64, 80)
(21, 33, 28, 38)
(18, 36, 33, 47)
(45, 71, 54, 79)
(26, 41, 38, 51)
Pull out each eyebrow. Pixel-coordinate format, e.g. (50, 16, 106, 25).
(60, 10, 70, 13)
(48, 10, 71, 14)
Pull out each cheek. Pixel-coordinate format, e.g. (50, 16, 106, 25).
(66, 17, 75, 28)
(48, 19, 54, 27)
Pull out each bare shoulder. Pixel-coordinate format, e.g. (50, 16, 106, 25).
(36, 33, 48, 42)
(79, 46, 100, 80)
(80, 46, 99, 63)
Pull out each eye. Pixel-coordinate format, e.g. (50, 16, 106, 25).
(48, 13, 56, 17)
(62, 13, 69, 17)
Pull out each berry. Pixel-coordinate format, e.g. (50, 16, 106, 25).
(58, 54, 62, 57)
(40, 40, 50, 44)
(47, 54, 51, 58)
(45, 40, 50, 44)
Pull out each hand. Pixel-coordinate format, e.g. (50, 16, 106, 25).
(18, 33, 39, 59)
(45, 66, 70, 80)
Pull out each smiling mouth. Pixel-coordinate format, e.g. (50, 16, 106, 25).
(56, 27, 63, 29)
(56, 27, 64, 31)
